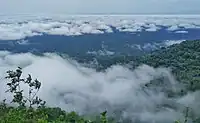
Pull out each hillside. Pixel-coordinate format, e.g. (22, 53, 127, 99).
(94, 40, 200, 92)
(1, 39, 200, 123)
(138, 40, 200, 92)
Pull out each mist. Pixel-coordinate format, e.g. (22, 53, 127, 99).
(0, 51, 199, 123)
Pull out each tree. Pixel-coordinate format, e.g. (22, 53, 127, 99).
(5, 67, 46, 108)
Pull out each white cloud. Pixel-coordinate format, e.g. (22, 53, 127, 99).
(164, 40, 186, 46)
(167, 25, 180, 31)
(128, 39, 188, 51)
(87, 50, 115, 56)
(175, 30, 188, 34)
(0, 15, 200, 40)
(0, 51, 197, 122)
(145, 24, 160, 32)
(16, 39, 29, 45)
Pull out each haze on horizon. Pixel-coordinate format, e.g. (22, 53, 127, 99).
(0, 0, 200, 15)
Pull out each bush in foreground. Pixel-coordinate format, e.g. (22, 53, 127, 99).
(0, 67, 111, 123)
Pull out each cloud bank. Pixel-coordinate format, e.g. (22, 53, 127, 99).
(0, 15, 200, 40)
(0, 51, 199, 123)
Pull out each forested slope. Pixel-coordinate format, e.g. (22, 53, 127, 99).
(138, 40, 200, 92)
(95, 40, 200, 92)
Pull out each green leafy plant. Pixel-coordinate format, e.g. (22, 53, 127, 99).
(100, 111, 108, 123)
(5, 67, 46, 108)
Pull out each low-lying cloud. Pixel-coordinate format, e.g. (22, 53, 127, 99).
(1, 15, 200, 40)
(0, 51, 198, 123)
(127, 39, 186, 51)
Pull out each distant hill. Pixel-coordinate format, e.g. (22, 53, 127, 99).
(93, 40, 200, 92)
(139, 40, 200, 92)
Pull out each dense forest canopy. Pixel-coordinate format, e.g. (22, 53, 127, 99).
(91, 40, 200, 92)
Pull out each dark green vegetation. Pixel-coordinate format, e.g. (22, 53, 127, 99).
(0, 40, 200, 122)
(95, 40, 200, 92)
(139, 40, 200, 92)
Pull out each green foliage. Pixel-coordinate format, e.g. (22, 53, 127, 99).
(5, 67, 46, 108)
(138, 40, 200, 92)
(0, 105, 110, 123)
(100, 111, 108, 123)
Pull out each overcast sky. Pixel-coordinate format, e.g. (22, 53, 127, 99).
(0, 0, 200, 15)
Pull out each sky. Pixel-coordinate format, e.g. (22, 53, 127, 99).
(0, 0, 200, 15)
